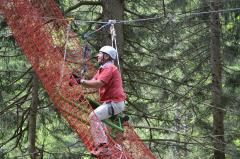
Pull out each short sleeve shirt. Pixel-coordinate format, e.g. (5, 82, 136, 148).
(93, 62, 126, 102)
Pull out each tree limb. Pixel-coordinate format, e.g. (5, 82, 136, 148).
(64, 1, 102, 15)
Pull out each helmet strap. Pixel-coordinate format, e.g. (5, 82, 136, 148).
(102, 53, 112, 63)
(98, 53, 106, 65)
(98, 53, 113, 66)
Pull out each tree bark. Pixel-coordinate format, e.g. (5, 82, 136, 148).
(174, 103, 181, 159)
(210, 1, 225, 159)
(28, 72, 39, 159)
(0, 148, 4, 159)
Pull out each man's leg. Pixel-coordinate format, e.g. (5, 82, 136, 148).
(89, 101, 125, 156)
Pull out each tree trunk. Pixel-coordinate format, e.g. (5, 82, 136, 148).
(174, 103, 181, 159)
(28, 72, 39, 159)
(0, 148, 4, 159)
(100, 0, 124, 69)
(210, 1, 225, 159)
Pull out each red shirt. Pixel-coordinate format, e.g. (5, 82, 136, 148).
(93, 62, 126, 102)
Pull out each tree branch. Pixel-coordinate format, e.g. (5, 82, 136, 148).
(64, 1, 102, 15)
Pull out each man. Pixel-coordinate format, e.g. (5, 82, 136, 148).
(70, 46, 126, 156)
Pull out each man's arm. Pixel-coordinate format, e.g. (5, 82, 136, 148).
(80, 79, 104, 89)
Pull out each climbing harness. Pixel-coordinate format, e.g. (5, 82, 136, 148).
(107, 102, 115, 116)
(86, 97, 128, 132)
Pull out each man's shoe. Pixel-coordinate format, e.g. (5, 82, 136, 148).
(90, 143, 110, 157)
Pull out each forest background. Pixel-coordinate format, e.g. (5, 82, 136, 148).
(0, 0, 240, 159)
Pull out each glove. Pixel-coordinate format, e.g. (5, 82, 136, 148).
(69, 75, 79, 86)
(72, 73, 82, 84)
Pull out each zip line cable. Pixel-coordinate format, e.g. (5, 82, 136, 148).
(178, 7, 240, 17)
(1, 6, 239, 39)
(75, 7, 240, 38)
(1, 6, 239, 24)
(74, 7, 240, 24)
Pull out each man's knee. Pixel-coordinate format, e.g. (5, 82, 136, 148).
(89, 111, 96, 121)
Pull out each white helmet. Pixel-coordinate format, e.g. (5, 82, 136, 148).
(99, 46, 117, 60)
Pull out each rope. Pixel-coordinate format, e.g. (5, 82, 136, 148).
(59, 20, 72, 85)
(80, 44, 91, 76)
(83, 22, 111, 39)
(109, 20, 121, 75)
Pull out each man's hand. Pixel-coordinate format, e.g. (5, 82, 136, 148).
(69, 73, 82, 86)
(72, 72, 82, 84)
(69, 75, 78, 86)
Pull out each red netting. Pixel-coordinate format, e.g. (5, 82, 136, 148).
(0, 0, 156, 158)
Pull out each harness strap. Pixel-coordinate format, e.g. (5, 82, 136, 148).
(107, 102, 115, 116)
